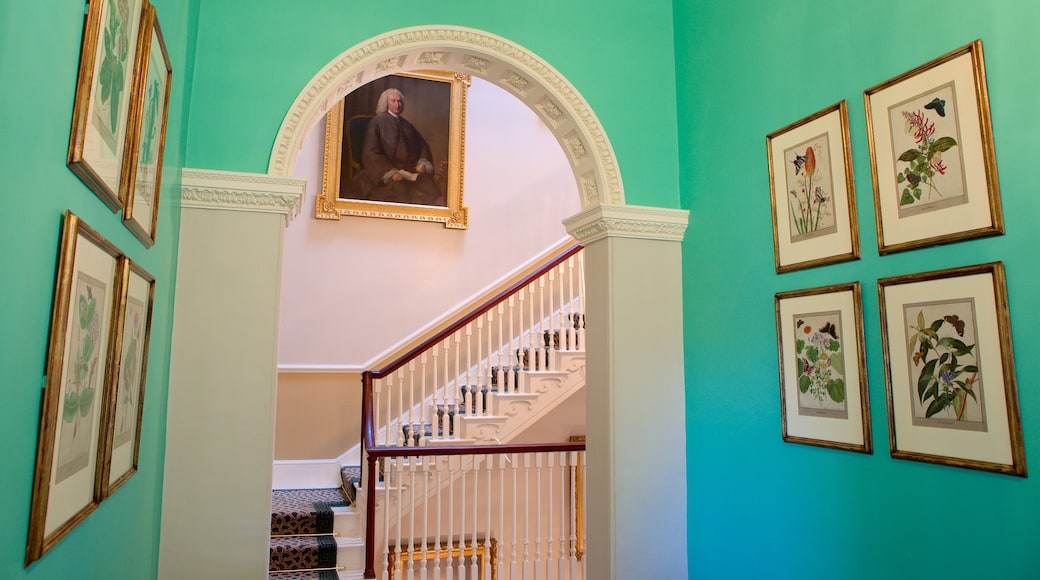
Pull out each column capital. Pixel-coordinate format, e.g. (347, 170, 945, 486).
(563, 204, 689, 244)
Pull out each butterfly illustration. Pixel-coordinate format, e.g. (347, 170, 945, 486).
(791, 153, 807, 175)
(820, 321, 839, 340)
(944, 314, 965, 336)
(924, 97, 947, 117)
(796, 319, 805, 328)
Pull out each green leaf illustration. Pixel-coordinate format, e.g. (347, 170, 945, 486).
(918, 358, 938, 401)
(937, 337, 974, 356)
(798, 374, 811, 393)
(829, 353, 844, 375)
(827, 339, 840, 352)
(933, 137, 957, 152)
(79, 387, 95, 417)
(926, 392, 955, 418)
(898, 149, 919, 162)
(63, 392, 80, 423)
(826, 379, 846, 403)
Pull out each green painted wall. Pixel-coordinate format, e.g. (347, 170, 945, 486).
(183, 0, 682, 210)
(676, 1, 1040, 578)
(0, 1, 197, 577)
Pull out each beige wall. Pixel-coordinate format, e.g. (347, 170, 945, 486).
(275, 372, 362, 459)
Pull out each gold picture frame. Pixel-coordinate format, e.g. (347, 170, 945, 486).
(97, 257, 155, 498)
(318, 71, 470, 229)
(67, 0, 149, 211)
(767, 101, 860, 272)
(120, 4, 172, 248)
(775, 282, 872, 453)
(864, 39, 1003, 254)
(26, 211, 122, 565)
(878, 262, 1026, 476)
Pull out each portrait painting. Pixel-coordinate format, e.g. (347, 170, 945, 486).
(318, 71, 470, 228)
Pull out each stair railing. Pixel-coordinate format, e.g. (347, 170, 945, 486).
(367, 442, 587, 580)
(360, 244, 586, 578)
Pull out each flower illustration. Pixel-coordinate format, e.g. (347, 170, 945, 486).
(896, 106, 958, 206)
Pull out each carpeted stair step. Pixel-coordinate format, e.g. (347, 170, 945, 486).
(271, 488, 348, 535)
(340, 466, 361, 506)
(268, 569, 341, 579)
(269, 536, 337, 572)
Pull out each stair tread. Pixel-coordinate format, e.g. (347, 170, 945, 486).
(269, 535, 338, 572)
(271, 488, 347, 536)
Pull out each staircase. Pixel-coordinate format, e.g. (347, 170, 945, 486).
(271, 245, 587, 579)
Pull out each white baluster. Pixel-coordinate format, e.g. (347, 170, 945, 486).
(465, 322, 473, 418)
(476, 316, 484, 415)
(447, 455, 456, 580)
(421, 453, 430, 580)
(510, 452, 519, 580)
(538, 275, 546, 370)
(384, 376, 394, 447)
(547, 452, 554, 580)
(566, 256, 576, 352)
(507, 296, 516, 392)
(548, 268, 556, 368)
(485, 454, 494, 580)
(535, 453, 543, 580)
(569, 450, 578, 580)
(523, 454, 532, 579)
(459, 453, 466, 580)
(373, 379, 383, 446)
(408, 453, 417, 580)
(471, 459, 480, 580)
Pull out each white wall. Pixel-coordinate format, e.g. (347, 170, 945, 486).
(277, 78, 580, 367)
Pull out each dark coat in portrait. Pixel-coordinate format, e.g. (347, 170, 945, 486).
(343, 112, 446, 206)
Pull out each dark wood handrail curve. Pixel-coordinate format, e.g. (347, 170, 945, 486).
(359, 243, 584, 578)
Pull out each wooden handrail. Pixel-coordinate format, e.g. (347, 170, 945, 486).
(359, 243, 584, 578)
(368, 243, 582, 380)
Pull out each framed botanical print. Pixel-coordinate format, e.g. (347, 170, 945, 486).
(864, 39, 1003, 254)
(767, 101, 859, 272)
(68, 0, 148, 211)
(26, 211, 121, 564)
(97, 257, 155, 497)
(878, 262, 1026, 476)
(775, 282, 872, 453)
(318, 70, 470, 229)
(120, 4, 172, 247)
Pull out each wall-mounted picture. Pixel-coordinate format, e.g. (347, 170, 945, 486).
(767, 101, 859, 273)
(97, 258, 155, 498)
(318, 71, 470, 229)
(878, 262, 1026, 476)
(26, 212, 121, 565)
(864, 39, 1003, 254)
(120, 4, 172, 248)
(775, 282, 871, 453)
(68, 0, 148, 211)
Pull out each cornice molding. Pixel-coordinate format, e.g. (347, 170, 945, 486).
(563, 204, 689, 244)
(267, 25, 623, 208)
(181, 168, 305, 225)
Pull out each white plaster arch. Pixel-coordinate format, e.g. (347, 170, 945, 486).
(266, 25, 623, 209)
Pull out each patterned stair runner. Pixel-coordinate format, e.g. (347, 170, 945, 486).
(340, 466, 361, 507)
(269, 488, 348, 575)
(268, 571, 340, 580)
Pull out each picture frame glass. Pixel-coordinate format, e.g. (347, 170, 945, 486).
(775, 283, 871, 452)
(879, 263, 1024, 475)
(865, 40, 1002, 253)
(767, 101, 858, 272)
(68, 0, 147, 210)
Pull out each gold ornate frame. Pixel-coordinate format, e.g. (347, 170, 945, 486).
(878, 262, 1026, 476)
(26, 211, 122, 565)
(318, 70, 470, 228)
(67, 0, 148, 211)
(120, 4, 172, 248)
(767, 100, 860, 273)
(775, 282, 872, 454)
(864, 39, 1003, 254)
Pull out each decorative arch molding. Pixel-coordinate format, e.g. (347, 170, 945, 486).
(267, 25, 623, 209)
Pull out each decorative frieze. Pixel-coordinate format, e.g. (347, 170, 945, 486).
(563, 204, 689, 243)
(181, 168, 305, 225)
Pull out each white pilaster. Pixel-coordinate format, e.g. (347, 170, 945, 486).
(564, 204, 690, 580)
(159, 169, 304, 580)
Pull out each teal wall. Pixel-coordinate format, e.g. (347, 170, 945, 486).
(183, 0, 682, 209)
(0, 1, 197, 577)
(677, 1, 1040, 578)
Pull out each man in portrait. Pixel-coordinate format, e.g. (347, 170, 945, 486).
(343, 88, 446, 206)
